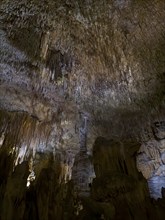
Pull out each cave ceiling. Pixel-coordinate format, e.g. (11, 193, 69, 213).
(0, 0, 165, 147)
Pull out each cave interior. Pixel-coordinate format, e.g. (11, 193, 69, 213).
(0, 0, 165, 219)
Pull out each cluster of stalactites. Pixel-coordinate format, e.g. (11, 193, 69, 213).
(0, 110, 52, 166)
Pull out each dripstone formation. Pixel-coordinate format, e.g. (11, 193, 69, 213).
(0, 0, 165, 219)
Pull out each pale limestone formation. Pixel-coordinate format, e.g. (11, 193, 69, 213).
(161, 152, 165, 164)
(137, 140, 161, 179)
(137, 122, 165, 199)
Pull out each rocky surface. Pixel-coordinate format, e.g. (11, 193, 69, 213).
(0, 0, 165, 219)
(0, 0, 165, 136)
(1, 133, 165, 220)
(137, 120, 165, 199)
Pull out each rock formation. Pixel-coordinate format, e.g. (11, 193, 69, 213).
(0, 0, 165, 219)
(137, 120, 165, 199)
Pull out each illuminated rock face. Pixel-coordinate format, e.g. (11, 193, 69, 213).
(137, 121, 165, 199)
(0, 0, 165, 219)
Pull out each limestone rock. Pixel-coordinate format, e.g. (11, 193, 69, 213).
(72, 150, 95, 196)
(153, 121, 165, 140)
(0, 0, 165, 219)
(161, 152, 165, 164)
(137, 140, 162, 179)
(137, 128, 165, 199)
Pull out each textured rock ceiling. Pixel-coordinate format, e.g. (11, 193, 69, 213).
(0, 0, 165, 168)
(1, 0, 165, 138)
